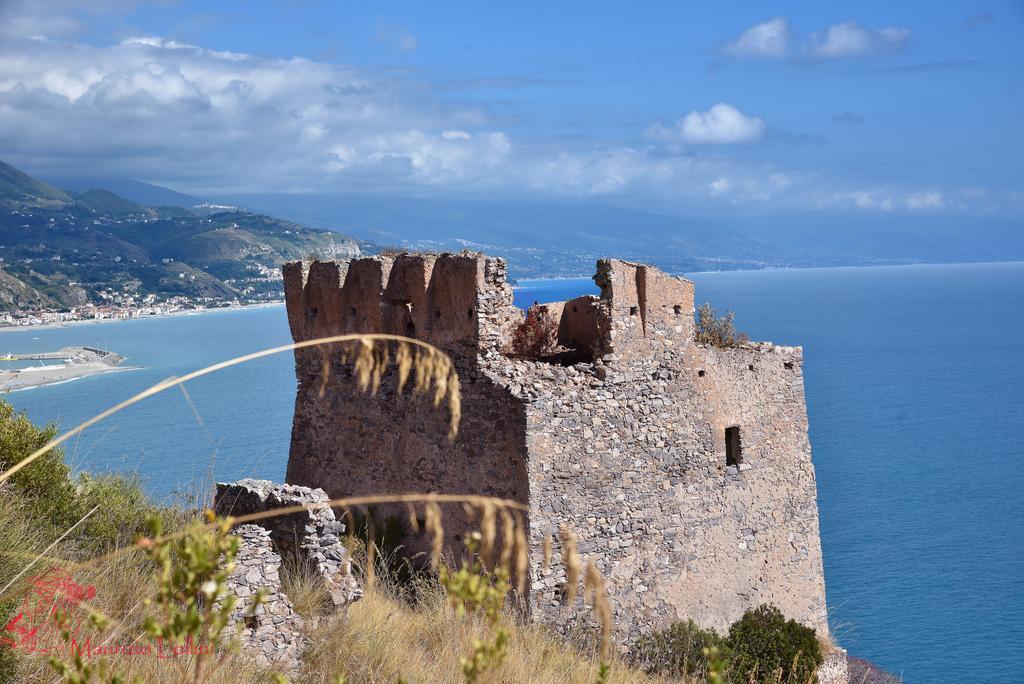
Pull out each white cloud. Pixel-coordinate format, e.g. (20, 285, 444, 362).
(724, 18, 911, 62)
(806, 21, 910, 59)
(648, 104, 766, 145)
(724, 18, 791, 58)
(827, 188, 951, 211)
(0, 34, 511, 193)
(0, 27, 975, 216)
(0, 32, 792, 200)
(121, 36, 200, 50)
(705, 173, 799, 203)
(906, 190, 945, 210)
(709, 177, 733, 197)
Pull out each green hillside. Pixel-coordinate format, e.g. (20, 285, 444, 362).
(0, 160, 361, 311)
(0, 160, 71, 205)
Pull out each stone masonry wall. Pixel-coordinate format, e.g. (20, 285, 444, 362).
(281, 253, 830, 652)
(512, 339, 826, 637)
(284, 254, 529, 556)
(215, 479, 362, 608)
(225, 525, 307, 674)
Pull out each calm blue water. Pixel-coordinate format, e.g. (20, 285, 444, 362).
(4, 263, 1023, 682)
(0, 307, 297, 496)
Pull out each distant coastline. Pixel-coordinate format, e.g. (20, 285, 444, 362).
(513, 258, 1024, 285)
(0, 301, 284, 334)
(7, 261, 1023, 334)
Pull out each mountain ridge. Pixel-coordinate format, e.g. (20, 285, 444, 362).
(0, 161, 360, 312)
(227, 192, 1024, 278)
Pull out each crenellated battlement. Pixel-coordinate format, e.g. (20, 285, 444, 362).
(283, 253, 698, 365)
(283, 252, 516, 357)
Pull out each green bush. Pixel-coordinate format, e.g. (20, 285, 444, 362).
(0, 399, 79, 532)
(695, 303, 749, 348)
(633, 618, 725, 678)
(76, 472, 163, 551)
(725, 604, 822, 683)
(0, 399, 175, 553)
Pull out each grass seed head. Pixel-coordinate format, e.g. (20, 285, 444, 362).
(425, 501, 444, 571)
(513, 511, 529, 595)
(559, 525, 581, 607)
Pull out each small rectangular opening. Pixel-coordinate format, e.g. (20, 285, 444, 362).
(725, 426, 742, 467)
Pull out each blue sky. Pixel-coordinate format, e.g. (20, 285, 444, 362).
(0, 1, 1021, 219)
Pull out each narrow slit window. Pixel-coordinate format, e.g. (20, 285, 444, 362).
(725, 426, 742, 467)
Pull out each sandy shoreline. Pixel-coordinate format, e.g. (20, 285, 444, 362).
(0, 346, 133, 391)
(0, 364, 138, 391)
(0, 301, 284, 334)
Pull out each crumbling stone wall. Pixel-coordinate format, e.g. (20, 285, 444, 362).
(226, 525, 307, 673)
(215, 479, 362, 608)
(281, 253, 830, 650)
(820, 649, 850, 684)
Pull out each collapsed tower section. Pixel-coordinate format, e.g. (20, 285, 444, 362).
(282, 253, 829, 641)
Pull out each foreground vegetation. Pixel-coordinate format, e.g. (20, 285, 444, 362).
(0, 464, 651, 683)
(0, 324, 835, 684)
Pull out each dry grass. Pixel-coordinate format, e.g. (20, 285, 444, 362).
(300, 580, 668, 684)
(280, 554, 334, 619)
(1, 492, 271, 684)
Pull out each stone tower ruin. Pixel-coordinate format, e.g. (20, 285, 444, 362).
(281, 252, 830, 642)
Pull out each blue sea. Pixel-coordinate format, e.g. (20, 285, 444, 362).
(3, 262, 1023, 682)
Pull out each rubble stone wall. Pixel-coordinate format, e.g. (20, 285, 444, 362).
(518, 338, 827, 638)
(226, 525, 307, 673)
(281, 253, 829, 648)
(215, 480, 361, 607)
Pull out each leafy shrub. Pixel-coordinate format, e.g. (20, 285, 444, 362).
(0, 399, 79, 532)
(695, 303, 749, 348)
(725, 604, 822, 683)
(633, 618, 725, 679)
(0, 399, 173, 552)
(76, 472, 164, 551)
(506, 309, 557, 360)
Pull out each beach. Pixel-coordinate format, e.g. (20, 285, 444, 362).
(0, 346, 132, 391)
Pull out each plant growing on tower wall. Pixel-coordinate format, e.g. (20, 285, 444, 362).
(694, 303, 749, 348)
(506, 308, 558, 360)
